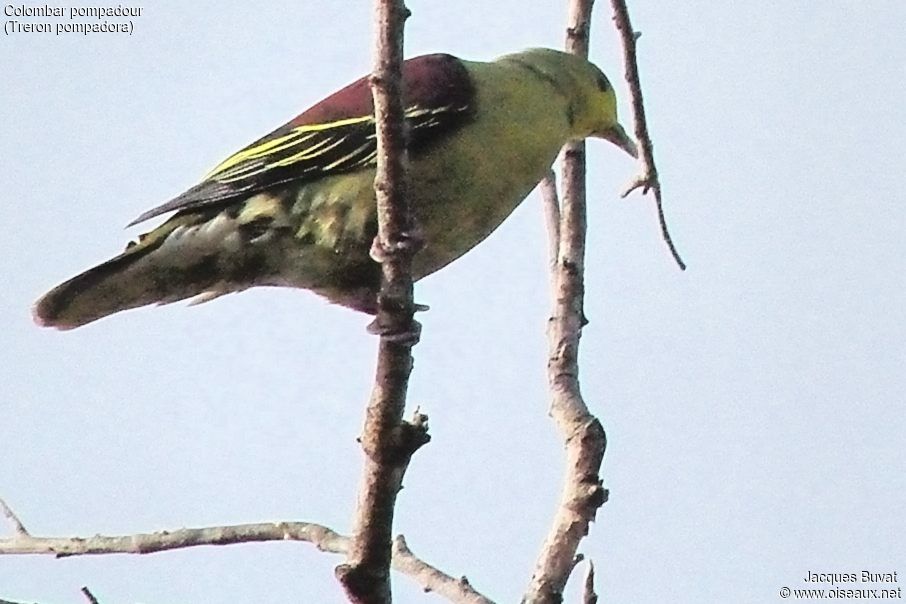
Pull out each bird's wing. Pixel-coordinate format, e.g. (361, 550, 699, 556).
(129, 54, 474, 226)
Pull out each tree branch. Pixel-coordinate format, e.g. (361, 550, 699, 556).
(79, 587, 100, 604)
(0, 498, 30, 537)
(0, 520, 349, 556)
(392, 536, 495, 604)
(609, 0, 686, 270)
(0, 511, 491, 603)
(524, 1, 608, 602)
(336, 1, 429, 603)
(583, 561, 598, 604)
(539, 172, 561, 292)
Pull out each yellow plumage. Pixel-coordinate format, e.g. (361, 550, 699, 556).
(34, 48, 635, 329)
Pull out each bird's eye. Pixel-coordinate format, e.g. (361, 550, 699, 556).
(596, 74, 611, 92)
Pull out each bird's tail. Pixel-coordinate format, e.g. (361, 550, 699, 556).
(33, 211, 250, 330)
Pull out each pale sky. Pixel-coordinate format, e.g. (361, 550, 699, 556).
(2, 1, 904, 603)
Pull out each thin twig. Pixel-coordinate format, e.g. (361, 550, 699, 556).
(583, 561, 598, 604)
(0, 498, 30, 537)
(337, 1, 429, 603)
(0, 521, 492, 602)
(540, 172, 561, 293)
(0, 521, 348, 556)
(79, 587, 99, 604)
(524, 1, 608, 602)
(610, 0, 686, 270)
(392, 536, 495, 604)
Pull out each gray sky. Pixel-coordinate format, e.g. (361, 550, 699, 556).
(2, 1, 904, 602)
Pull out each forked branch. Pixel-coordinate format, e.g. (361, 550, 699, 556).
(524, 1, 608, 602)
(0, 505, 490, 603)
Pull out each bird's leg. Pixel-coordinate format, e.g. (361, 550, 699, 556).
(367, 230, 428, 344)
(366, 315, 422, 345)
(368, 227, 424, 264)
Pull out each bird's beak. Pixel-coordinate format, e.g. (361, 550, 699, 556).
(597, 123, 638, 158)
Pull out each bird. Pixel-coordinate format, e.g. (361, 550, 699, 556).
(33, 48, 637, 330)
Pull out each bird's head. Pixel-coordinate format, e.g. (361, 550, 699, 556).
(508, 48, 638, 158)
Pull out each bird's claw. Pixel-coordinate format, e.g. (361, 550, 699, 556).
(369, 237, 387, 263)
(369, 229, 425, 264)
(367, 316, 422, 345)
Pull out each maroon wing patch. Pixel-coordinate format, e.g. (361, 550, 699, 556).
(291, 53, 473, 126)
(129, 54, 475, 226)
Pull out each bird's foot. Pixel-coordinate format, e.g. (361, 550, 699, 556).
(369, 228, 425, 264)
(367, 316, 422, 345)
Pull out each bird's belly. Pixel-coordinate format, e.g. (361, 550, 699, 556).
(408, 145, 557, 279)
(272, 131, 560, 302)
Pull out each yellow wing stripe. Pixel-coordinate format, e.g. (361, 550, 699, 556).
(205, 115, 374, 180)
(296, 115, 373, 131)
(212, 162, 271, 184)
(204, 104, 470, 183)
(272, 135, 350, 168)
(320, 142, 373, 171)
(244, 131, 320, 161)
(205, 130, 302, 179)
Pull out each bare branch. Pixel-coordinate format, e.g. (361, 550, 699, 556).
(0, 498, 30, 537)
(524, 1, 608, 602)
(539, 172, 561, 292)
(79, 587, 99, 604)
(0, 521, 348, 556)
(527, 148, 609, 604)
(392, 536, 495, 604)
(583, 561, 598, 604)
(0, 521, 491, 603)
(565, 0, 594, 57)
(337, 2, 429, 603)
(610, 0, 686, 270)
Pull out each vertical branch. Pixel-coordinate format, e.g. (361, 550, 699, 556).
(524, 0, 608, 602)
(539, 172, 561, 293)
(336, 1, 430, 603)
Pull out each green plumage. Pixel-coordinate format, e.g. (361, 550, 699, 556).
(34, 48, 635, 329)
